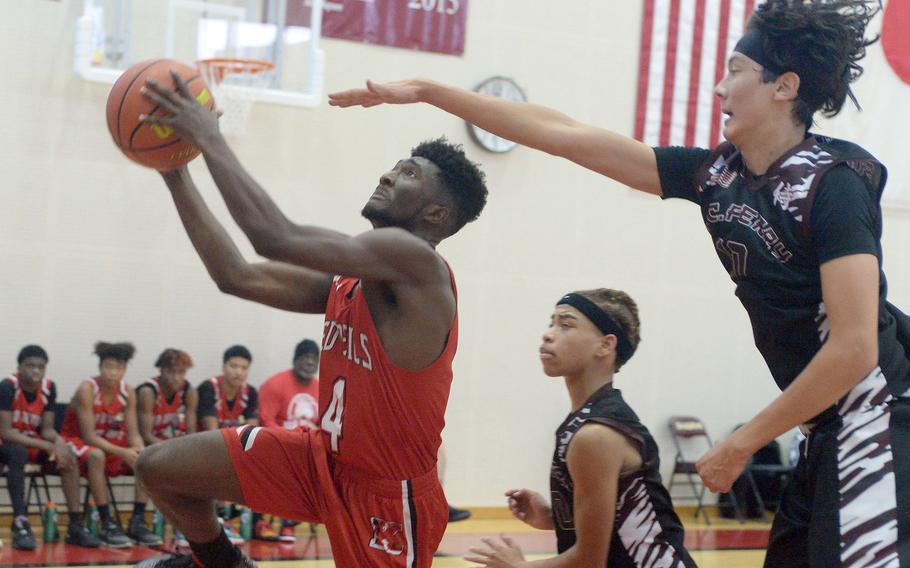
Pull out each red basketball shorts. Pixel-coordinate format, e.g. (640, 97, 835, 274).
(62, 436, 133, 477)
(223, 425, 447, 568)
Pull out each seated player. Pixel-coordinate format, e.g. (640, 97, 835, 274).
(0, 345, 101, 550)
(137, 348, 198, 444)
(60, 342, 160, 547)
(137, 348, 198, 547)
(258, 339, 320, 542)
(197, 345, 260, 543)
(466, 289, 696, 568)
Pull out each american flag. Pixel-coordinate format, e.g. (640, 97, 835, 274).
(635, 0, 756, 148)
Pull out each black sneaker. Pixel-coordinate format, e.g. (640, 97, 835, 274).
(134, 552, 258, 567)
(12, 517, 37, 550)
(99, 518, 133, 548)
(448, 505, 471, 523)
(128, 514, 163, 546)
(66, 522, 102, 548)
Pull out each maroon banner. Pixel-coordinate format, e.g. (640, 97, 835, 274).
(285, 0, 467, 56)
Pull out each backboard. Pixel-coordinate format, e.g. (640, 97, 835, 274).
(74, 0, 325, 108)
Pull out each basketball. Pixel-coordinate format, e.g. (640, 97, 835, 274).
(105, 58, 215, 171)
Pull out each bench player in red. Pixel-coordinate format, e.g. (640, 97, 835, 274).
(134, 73, 487, 567)
(0, 345, 101, 550)
(137, 348, 198, 446)
(60, 342, 159, 547)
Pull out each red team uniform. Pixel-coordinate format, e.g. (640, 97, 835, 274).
(0, 374, 56, 464)
(258, 370, 319, 429)
(60, 376, 132, 476)
(197, 376, 257, 428)
(138, 376, 190, 439)
(224, 274, 456, 567)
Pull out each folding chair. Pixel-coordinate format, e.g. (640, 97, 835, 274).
(667, 415, 755, 524)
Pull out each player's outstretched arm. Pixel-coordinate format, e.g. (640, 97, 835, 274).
(329, 79, 661, 195)
(160, 168, 332, 314)
(145, 75, 445, 287)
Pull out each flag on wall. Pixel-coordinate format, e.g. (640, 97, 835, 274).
(635, 0, 755, 149)
(883, 0, 910, 85)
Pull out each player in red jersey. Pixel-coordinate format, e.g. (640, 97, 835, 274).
(60, 342, 160, 548)
(0, 345, 101, 550)
(258, 339, 320, 542)
(197, 345, 260, 544)
(138, 348, 198, 445)
(134, 73, 487, 568)
(197, 346, 258, 431)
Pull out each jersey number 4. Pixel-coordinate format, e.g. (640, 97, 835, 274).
(321, 377, 346, 452)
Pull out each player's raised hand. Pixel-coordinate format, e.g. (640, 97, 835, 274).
(464, 536, 526, 568)
(328, 79, 423, 108)
(140, 69, 220, 145)
(505, 489, 553, 530)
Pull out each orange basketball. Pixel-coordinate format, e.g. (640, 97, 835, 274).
(106, 58, 215, 171)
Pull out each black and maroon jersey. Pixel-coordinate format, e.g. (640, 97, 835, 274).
(138, 376, 191, 439)
(551, 385, 695, 567)
(655, 135, 910, 411)
(0, 374, 56, 438)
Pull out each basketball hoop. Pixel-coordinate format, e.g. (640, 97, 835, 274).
(196, 58, 275, 136)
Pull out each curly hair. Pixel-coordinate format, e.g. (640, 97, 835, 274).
(155, 348, 194, 370)
(749, 0, 881, 127)
(574, 288, 642, 373)
(411, 138, 488, 235)
(94, 341, 136, 363)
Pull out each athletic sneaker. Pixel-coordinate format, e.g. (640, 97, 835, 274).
(252, 519, 279, 541)
(173, 529, 188, 549)
(278, 523, 296, 543)
(128, 514, 164, 546)
(99, 519, 133, 548)
(65, 522, 102, 548)
(134, 552, 258, 567)
(447, 505, 471, 523)
(221, 521, 244, 545)
(11, 516, 37, 550)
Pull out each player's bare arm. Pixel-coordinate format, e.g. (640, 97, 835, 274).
(0, 409, 53, 453)
(137, 387, 163, 446)
(698, 253, 880, 492)
(184, 388, 198, 435)
(467, 424, 627, 568)
(125, 386, 145, 452)
(160, 168, 332, 314)
(329, 79, 661, 195)
(40, 408, 75, 470)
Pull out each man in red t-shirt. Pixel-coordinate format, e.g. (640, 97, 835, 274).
(259, 340, 319, 430)
(133, 80, 487, 568)
(258, 339, 320, 541)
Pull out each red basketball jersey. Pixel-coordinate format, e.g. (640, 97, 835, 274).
(142, 376, 189, 438)
(319, 273, 458, 480)
(207, 375, 251, 428)
(61, 377, 128, 444)
(2, 374, 53, 438)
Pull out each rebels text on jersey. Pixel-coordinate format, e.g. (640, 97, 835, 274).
(655, 136, 910, 403)
(319, 274, 458, 480)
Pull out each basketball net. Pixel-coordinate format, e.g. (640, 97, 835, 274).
(196, 58, 275, 136)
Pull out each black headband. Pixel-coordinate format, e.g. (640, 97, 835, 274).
(733, 29, 787, 76)
(557, 293, 635, 362)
